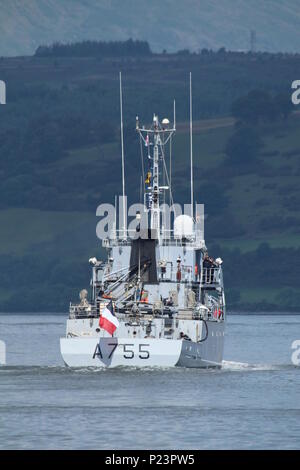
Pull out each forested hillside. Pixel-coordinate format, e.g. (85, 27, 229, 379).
(0, 44, 300, 311)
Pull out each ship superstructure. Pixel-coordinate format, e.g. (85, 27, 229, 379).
(60, 80, 226, 368)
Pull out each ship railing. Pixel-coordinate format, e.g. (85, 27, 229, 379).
(105, 229, 204, 247)
(201, 267, 221, 285)
(69, 303, 98, 319)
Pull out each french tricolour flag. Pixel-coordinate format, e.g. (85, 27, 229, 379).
(99, 301, 119, 336)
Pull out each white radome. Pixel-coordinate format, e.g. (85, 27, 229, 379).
(174, 214, 194, 238)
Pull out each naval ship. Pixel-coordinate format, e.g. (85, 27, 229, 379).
(60, 76, 226, 368)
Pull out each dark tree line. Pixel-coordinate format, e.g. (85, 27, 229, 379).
(35, 39, 152, 58)
(1, 242, 300, 312)
(223, 90, 293, 167)
(232, 90, 293, 125)
(0, 114, 115, 167)
(225, 126, 263, 166)
(217, 243, 300, 311)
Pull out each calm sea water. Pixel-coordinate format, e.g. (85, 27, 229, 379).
(0, 313, 299, 450)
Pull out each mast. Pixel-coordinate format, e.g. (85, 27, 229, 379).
(119, 71, 126, 239)
(151, 115, 158, 232)
(189, 72, 194, 219)
(169, 100, 176, 205)
(136, 114, 175, 238)
(173, 99, 176, 129)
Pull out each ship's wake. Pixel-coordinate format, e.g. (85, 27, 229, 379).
(221, 360, 296, 371)
(0, 362, 298, 375)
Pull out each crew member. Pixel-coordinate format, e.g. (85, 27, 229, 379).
(203, 253, 217, 283)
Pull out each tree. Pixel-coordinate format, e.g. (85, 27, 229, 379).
(225, 126, 263, 165)
(232, 90, 276, 124)
(274, 93, 293, 120)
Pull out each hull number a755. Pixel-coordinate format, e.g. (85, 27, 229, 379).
(93, 342, 150, 360)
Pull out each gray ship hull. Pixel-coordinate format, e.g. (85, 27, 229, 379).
(60, 320, 224, 369)
(176, 321, 225, 368)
